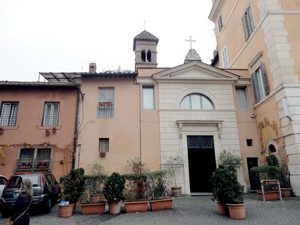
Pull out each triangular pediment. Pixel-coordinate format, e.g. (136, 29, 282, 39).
(153, 61, 239, 82)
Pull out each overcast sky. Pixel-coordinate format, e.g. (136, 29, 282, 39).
(0, 0, 216, 82)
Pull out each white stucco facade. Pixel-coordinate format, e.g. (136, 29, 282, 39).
(153, 61, 246, 194)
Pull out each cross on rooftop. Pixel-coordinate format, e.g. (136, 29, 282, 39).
(142, 19, 147, 30)
(185, 35, 197, 50)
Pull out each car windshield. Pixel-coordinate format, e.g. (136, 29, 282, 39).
(8, 175, 39, 188)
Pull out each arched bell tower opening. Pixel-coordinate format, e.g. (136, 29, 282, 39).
(133, 30, 159, 71)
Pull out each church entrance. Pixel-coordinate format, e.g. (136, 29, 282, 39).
(187, 135, 216, 193)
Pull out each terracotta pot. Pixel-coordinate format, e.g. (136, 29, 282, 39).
(124, 200, 148, 213)
(59, 204, 74, 218)
(108, 202, 121, 214)
(150, 198, 173, 211)
(216, 201, 229, 215)
(257, 191, 280, 201)
(171, 186, 182, 197)
(81, 202, 105, 215)
(227, 203, 245, 220)
(281, 188, 292, 197)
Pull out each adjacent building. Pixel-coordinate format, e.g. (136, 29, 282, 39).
(0, 82, 78, 179)
(209, 0, 300, 195)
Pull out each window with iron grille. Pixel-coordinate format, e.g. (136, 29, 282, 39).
(42, 102, 60, 126)
(18, 147, 52, 170)
(99, 138, 109, 153)
(188, 136, 214, 149)
(0, 102, 19, 126)
(98, 88, 114, 118)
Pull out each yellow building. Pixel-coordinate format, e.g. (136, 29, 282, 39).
(209, 0, 300, 195)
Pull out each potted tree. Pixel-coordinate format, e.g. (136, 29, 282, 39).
(210, 165, 245, 219)
(102, 172, 125, 214)
(164, 154, 184, 197)
(59, 168, 86, 217)
(148, 171, 173, 211)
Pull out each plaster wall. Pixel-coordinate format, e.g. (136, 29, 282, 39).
(77, 77, 161, 175)
(0, 86, 77, 179)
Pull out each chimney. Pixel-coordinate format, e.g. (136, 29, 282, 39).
(89, 63, 96, 73)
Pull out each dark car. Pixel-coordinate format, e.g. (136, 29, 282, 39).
(0, 173, 61, 217)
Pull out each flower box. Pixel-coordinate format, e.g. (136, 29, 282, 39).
(124, 200, 148, 213)
(149, 198, 173, 211)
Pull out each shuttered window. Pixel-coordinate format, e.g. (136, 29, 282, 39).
(218, 15, 224, 33)
(251, 63, 269, 102)
(242, 5, 255, 41)
(0, 102, 19, 126)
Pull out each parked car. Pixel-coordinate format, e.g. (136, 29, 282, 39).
(0, 175, 8, 198)
(0, 173, 61, 217)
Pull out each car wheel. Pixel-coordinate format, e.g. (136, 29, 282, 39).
(43, 198, 52, 214)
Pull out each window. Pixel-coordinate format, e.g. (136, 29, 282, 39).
(242, 5, 255, 41)
(141, 50, 146, 62)
(98, 88, 114, 118)
(218, 15, 224, 32)
(17, 148, 52, 171)
(221, 45, 229, 68)
(147, 50, 152, 62)
(99, 138, 109, 153)
(251, 63, 269, 102)
(143, 86, 154, 109)
(236, 87, 249, 110)
(42, 102, 60, 126)
(180, 94, 214, 110)
(0, 102, 18, 126)
(246, 139, 253, 146)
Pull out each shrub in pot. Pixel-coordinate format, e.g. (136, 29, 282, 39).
(102, 172, 125, 214)
(59, 168, 85, 217)
(210, 165, 245, 219)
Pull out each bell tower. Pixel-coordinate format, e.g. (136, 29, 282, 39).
(133, 30, 159, 71)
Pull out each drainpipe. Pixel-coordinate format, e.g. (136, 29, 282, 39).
(72, 84, 81, 169)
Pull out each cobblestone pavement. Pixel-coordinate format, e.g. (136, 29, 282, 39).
(1, 194, 300, 225)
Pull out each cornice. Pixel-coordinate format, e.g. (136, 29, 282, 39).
(209, 0, 225, 22)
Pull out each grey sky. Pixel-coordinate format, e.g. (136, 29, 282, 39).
(0, 0, 216, 81)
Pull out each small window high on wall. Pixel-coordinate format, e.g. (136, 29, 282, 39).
(180, 94, 214, 110)
(143, 86, 154, 110)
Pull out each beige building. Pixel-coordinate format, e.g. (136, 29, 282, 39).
(209, 0, 300, 195)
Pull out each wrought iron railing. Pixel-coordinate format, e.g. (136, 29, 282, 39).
(16, 158, 52, 171)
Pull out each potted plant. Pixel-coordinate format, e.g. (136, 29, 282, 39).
(210, 165, 245, 219)
(102, 172, 125, 214)
(59, 168, 86, 217)
(123, 178, 148, 213)
(148, 171, 173, 211)
(164, 154, 184, 197)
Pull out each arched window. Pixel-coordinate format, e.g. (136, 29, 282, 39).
(141, 50, 146, 62)
(147, 50, 151, 62)
(180, 93, 214, 109)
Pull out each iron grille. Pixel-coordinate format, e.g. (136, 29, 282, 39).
(188, 136, 214, 149)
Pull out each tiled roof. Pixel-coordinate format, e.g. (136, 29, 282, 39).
(0, 81, 77, 87)
(133, 30, 159, 50)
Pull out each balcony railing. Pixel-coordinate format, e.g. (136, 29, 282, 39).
(16, 159, 52, 171)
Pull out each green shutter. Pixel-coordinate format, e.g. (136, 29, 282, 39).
(260, 63, 269, 95)
(251, 73, 259, 103)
